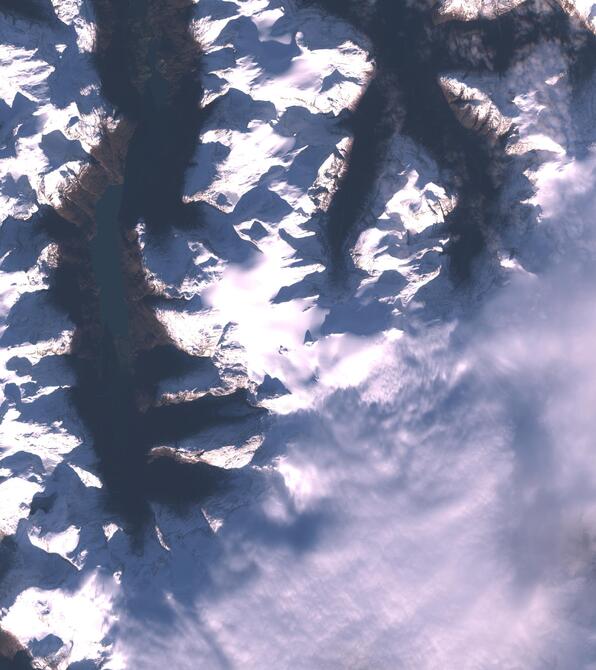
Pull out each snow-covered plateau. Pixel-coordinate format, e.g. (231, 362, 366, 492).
(1, 0, 596, 667)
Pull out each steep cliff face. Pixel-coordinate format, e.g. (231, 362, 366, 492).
(1, 1, 596, 668)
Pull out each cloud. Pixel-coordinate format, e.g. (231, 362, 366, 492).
(114, 22, 596, 670)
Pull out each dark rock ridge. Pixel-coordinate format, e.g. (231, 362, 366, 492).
(0, 628, 33, 669)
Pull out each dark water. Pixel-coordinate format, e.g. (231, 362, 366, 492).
(0, 653, 34, 670)
(90, 185, 129, 359)
(36, 0, 264, 531)
(1, 0, 595, 660)
(301, 0, 593, 280)
(6, 0, 593, 536)
(0, 0, 57, 23)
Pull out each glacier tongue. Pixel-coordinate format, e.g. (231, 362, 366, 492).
(1, 0, 596, 668)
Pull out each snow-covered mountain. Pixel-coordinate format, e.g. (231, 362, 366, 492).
(1, 0, 596, 667)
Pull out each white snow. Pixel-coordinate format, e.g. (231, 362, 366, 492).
(0, 478, 41, 536)
(28, 524, 80, 559)
(2, 571, 117, 666)
(69, 464, 102, 489)
(2, 0, 596, 668)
